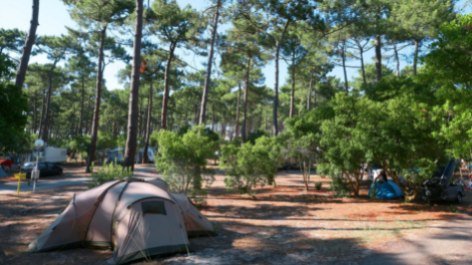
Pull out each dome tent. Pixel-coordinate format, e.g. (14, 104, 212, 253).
(171, 193, 216, 237)
(29, 178, 215, 264)
(368, 180, 404, 199)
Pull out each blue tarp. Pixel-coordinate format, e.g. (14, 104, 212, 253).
(368, 181, 404, 199)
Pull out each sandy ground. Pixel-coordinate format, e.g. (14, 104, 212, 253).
(1, 165, 471, 265)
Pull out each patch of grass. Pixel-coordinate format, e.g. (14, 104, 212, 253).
(449, 205, 460, 213)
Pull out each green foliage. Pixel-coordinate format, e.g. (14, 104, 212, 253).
(0, 55, 28, 153)
(202, 127, 220, 142)
(116, 134, 127, 149)
(149, 130, 159, 147)
(284, 106, 332, 191)
(449, 205, 459, 213)
(220, 135, 284, 193)
(327, 172, 352, 197)
(177, 124, 191, 136)
(62, 0, 135, 28)
(425, 14, 472, 86)
(88, 160, 133, 188)
(0, 28, 26, 55)
(253, 136, 285, 185)
(150, 0, 206, 50)
(96, 130, 116, 150)
(315, 181, 322, 191)
(220, 142, 266, 194)
(246, 129, 268, 145)
(69, 135, 91, 160)
(155, 126, 215, 196)
(318, 77, 441, 200)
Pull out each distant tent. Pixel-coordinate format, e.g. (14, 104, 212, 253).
(29, 178, 215, 264)
(368, 180, 404, 199)
(0, 167, 6, 177)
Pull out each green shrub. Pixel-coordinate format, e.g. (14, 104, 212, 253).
(155, 125, 215, 197)
(247, 129, 267, 145)
(327, 173, 352, 197)
(88, 161, 132, 188)
(253, 136, 285, 186)
(315, 181, 322, 191)
(220, 142, 266, 194)
(449, 205, 460, 213)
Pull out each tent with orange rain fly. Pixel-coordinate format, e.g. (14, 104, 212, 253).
(29, 178, 215, 264)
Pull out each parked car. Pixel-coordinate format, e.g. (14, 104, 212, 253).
(421, 159, 466, 203)
(20, 162, 63, 178)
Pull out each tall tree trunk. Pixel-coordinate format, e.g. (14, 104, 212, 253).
(241, 58, 251, 143)
(41, 60, 58, 143)
(413, 40, 419, 76)
(78, 78, 85, 135)
(86, 26, 107, 173)
(199, 0, 220, 125)
(160, 43, 175, 130)
(342, 44, 348, 92)
(273, 21, 290, 136)
(211, 106, 215, 130)
(39, 89, 46, 137)
(374, 34, 382, 82)
(394, 43, 400, 77)
(33, 93, 37, 133)
(38, 90, 45, 137)
(123, 0, 143, 170)
(143, 80, 153, 164)
(359, 44, 366, 84)
(15, 0, 39, 89)
(259, 104, 263, 129)
(289, 55, 296, 118)
(235, 82, 242, 139)
(222, 112, 226, 136)
(84, 98, 90, 135)
(70, 112, 76, 138)
(354, 40, 367, 84)
(48, 110, 53, 140)
(138, 94, 143, 137)
(307, 70, 313, 110)
(314, 87, 317, 108)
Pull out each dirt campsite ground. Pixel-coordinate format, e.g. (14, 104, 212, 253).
(1, 164, 472, 265)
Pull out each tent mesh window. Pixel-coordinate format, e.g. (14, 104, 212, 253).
(141, 201, 167, 216)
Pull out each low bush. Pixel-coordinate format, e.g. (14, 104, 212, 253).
(315, 181, 322, 191)
(220, 136, 284, 194)
(88, 160, 132, 188)
(155, 125, 215, 199)
(220, 142, 266, 194)
(327, 173, 352, 197)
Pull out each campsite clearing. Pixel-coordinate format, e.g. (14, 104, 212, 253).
(0, 166, 471, 264)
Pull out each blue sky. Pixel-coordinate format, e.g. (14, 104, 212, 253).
(0, 0, 470, 91)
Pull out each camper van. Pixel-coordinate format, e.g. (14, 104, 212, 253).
(29, 147, 67, 163)
(43, 147, 68, 163)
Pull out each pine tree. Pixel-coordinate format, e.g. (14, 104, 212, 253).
(149, 0, 206, 130)
(62, 0, 135, 172)
(123, 0, 144, 170)
(232, 0, 316, 135)
(14, 0, 39, 89)
(35, 35, 78, 143)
